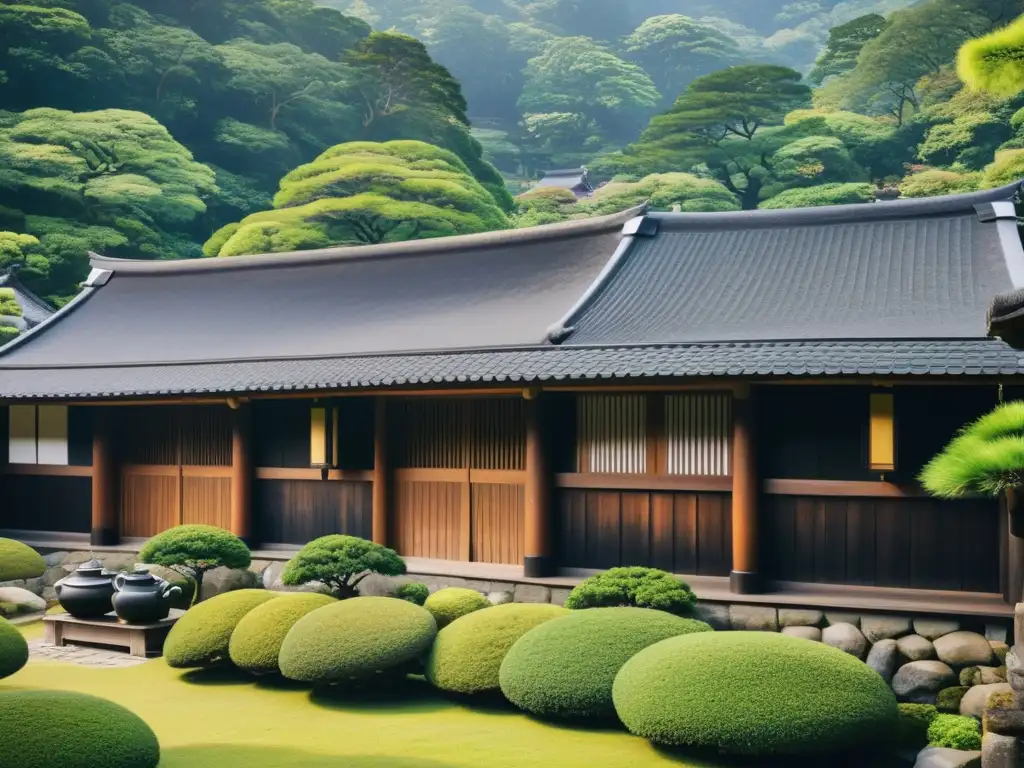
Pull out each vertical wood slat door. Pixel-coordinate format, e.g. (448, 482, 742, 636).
(118, 407, 232, 538)
(391, 398, 525, 564)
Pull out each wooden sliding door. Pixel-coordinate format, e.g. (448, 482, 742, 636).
(391, 398, 525, 564)
(117, 406, 233, 537)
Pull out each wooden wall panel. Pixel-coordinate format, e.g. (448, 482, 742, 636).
(665, 393, 731, 476)
(180, 407, 232, 466)
(470, 483, 524, 565)
(121, 471, 178, 538)
(393, 480, 462, 559)
(182, 476, 231, 529)
(556, 489, 732, 576)
(469, 399, 525, 470)
(576, 395, 647, 474)
(253, 480, 372, 545)
(1, 475, 91, 533)
(115, 406, 231, 466)
(763, 495, 1000, 593)
(391, 399, 465, 469)
(253, 400, 313, 468)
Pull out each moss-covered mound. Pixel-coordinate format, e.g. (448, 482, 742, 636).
(0, 616, 28, 679)
(164, 589, 277, 669)
(423, 587, 490, 628)
(279, 596, 437, 683)
(229, 593, 336, 675)
(499, 607, 712, 720)
(0, 690, 160, 768)
(425, 602, 568, 695)
(613, 631, 898, 755)
(0, 538, 45, 581)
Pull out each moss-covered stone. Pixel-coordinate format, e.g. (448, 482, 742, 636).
(423, 588, 489, 628)
(229, 593, 336, 675)
(936, 686, 969, 713)
(0, 538, 45, 581)
(164, 589, 277, 669)
(983, 690, 1018, 735)
(960, 666, 980, 687)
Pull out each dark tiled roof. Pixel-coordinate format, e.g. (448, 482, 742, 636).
(536, 168, 593, 195)
(0, 340, 1020, 399)
(989, 287, 1024, 348)
(0, 272, 54, 329)
(565, 184, 1024, 345)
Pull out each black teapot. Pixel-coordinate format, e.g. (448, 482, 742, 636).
(54, 558, 116, 619)
(112, 569, 182, 624)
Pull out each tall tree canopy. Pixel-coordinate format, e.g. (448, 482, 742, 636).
(205, 140, 509, 256)
(807, 14, 888, 85)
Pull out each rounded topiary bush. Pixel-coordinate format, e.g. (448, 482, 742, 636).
(927, 714, 981, 750)
(0, 538, 45, 581)
(424, 587, 490, 628)
(164, 589, 278, 669)
(499, 607, 713, 720)
(0, 690, 160, 768)
(279, 596, 437, 683)
(565, 567, 696, 615)
(393, 583, 429, 606)
(425, 602, 568, 695)
(228, 592, 336, 675)
(0, 616, 28, 679)
(613, 631, 898, 755)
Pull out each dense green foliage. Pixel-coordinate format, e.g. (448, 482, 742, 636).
(425, 602, 568, 694)
(757, 182, 877, 208)
(206, 141, 509, 256)
(564, 567, 697, 615)
(138, 525, 251, 605)
(0, 617, 29, 679)
(228, 593, 336, 675)
(0, 690, 160, 768)
(927, 713, 982, 750)
(920, 401, 1024, 498)
(423, 588, 490, 628)
(392, 583, 429, 606)
(498, 608, 712, 720)
(164, 589, 278, 669)
(612, 631, 898, 754)
(959, 15, 1024, 96)
(279, 535, 406, 599)
(894, 704, 938, 750)
(0, 538, 45, 581)
(278, 596, 437, 682)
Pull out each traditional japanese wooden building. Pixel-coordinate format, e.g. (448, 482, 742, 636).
(3, 183, 1024, 616)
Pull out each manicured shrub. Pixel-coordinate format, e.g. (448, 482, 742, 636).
(138, 525, 251, 606)
(0, 690, 160, 768)
(565, 567, 696, 615)
(279, 596, 436, 683)
(895, 704, 938, 750)
(0, 538, 45, 581)
(0, 616, 28, 679)
(424, 588, 489, 628)
(613, 631, 898, 755)
(927, 713, 981, 751)
(499, 607, 712, 720)
(228, 593, 336, 675)
(280, 535, 406, 599)
(164, 589, 277, 669)
(393, 583, 429, 606)
(425, 602, 568, 695)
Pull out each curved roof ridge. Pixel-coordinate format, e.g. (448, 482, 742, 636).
(649, 181, 1022, 230)
(89, 204, 645, 276)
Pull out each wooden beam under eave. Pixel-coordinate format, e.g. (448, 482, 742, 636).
(90, 407, 119, 546)
(730, 386, 760, 594)
(523, 393, 554, 577)
(372, 397, 389, 547)
(230, 403, 253, 544)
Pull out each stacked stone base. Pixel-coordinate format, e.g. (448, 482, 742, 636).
(979, 605, 1024, 768)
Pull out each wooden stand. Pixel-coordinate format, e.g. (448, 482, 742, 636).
(42, 610, 184, 658)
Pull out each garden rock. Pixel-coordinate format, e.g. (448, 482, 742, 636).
(991, 641, 1010, 664)
(513, 584, 551, 603)
(866, 639, 899, 682)
(488, 590, 513, 605)
(261, 562, 287, 590)
(935, 632, 994, 667)
(899, 635, 937, 662)
(550, 588, 571, 607)
(1007, 650, 1024, 691)
(963, 666, 1007, 686)
(960, 683, 1013, 719)
(822, 622, 868, 659)
(0, 587, 44, 613)
(825, 611, 860, 627)
(913, 747, 981, 768)
(781, 626, 821, 641)
(728, 605, 778, 632)
(862, 615, 912, 643)
(915, 619, 961, 641)
(693, 603, 731, 630)
(778, 609, 823, 628)
(200, 567, 260, 601)
(981, 732, 1019, 768)
(42, 551, 69, 567)
(985, 624, 1008, 644)
(892, 661, 956, 703)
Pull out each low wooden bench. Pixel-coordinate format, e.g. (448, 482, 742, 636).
(42, 610, 184, 658)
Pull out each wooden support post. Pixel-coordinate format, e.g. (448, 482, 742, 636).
(1004, 489, 1024, 605)
(90, 407, 118, 546)
(524, 391, 554, 578)
(372, 397, 389, 547)
(230, 403, 253, 543)
(730, 386, 760, 594)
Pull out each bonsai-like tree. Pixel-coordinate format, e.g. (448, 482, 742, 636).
(920, 402, 1024, 534)
(564, 566, 697, 615)
(137, 524, 251, 606)
(280, 535, 406, 599)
